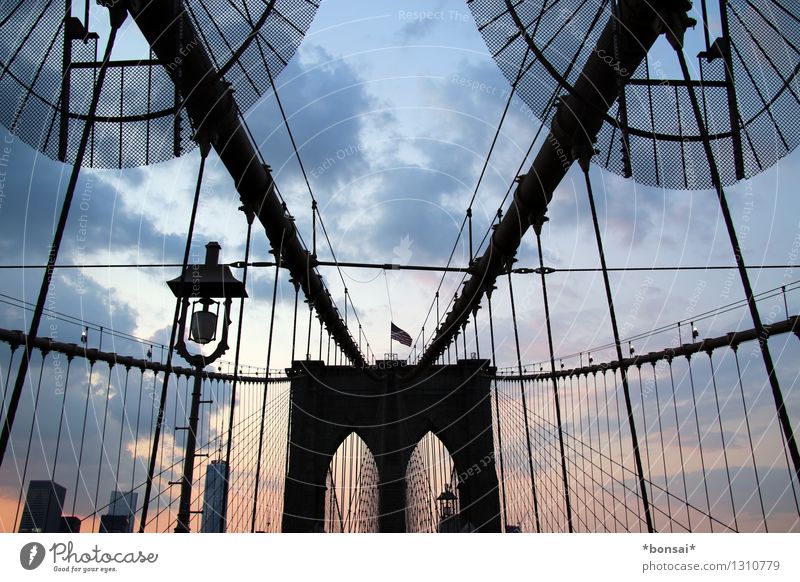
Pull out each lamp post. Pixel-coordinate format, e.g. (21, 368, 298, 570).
(167, 242, 246, 533)
(436, 484, 459, 533)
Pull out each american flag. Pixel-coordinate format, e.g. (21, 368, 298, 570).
(390, 322, 412, 347)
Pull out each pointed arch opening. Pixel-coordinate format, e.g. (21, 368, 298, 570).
(405, 431, 461, 533)
(323, 432, 379, 532)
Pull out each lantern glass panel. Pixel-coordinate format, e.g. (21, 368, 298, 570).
(190, 301, 219, 345)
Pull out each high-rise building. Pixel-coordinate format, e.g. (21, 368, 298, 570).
(106, 490, 138, 533)
(99, 514, 129, 533)
(18, 480, 66, 533)
(201, 460, 228, 533)
(59, 516, 81, 533)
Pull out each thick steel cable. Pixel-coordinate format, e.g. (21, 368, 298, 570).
(533, 229, 573, 531)
(651, 363, 672, 532)
(42, 354, 73, 527)
(730, 346, 768, 530)
(412, 45, 534, 355)
(686, 355, 713, 531)
(91, 364, 114, 532)
(71, 358, 96, 516)
(12, 352, 47, 531)
(221, 212, 254, 531)
(263, 66, 371, 359)
(706, 352, 738, 532)
(487, 295, 509, 529)
(0, 345, 18, 422)
(109, 366, 132, 529)
(673, 43, 800, 487)
(0, 11, 123, 467)
(506, 271, 541, 532)
(250, 232, 284, 532)
(138, 139, 210, 532)
(290, 283, 300, 361)
(666, 358, 691, 531)
(581, 163, 654, 532)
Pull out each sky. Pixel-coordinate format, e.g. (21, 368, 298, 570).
(0, 0, 798, 532)
(1, 0, 799, 370)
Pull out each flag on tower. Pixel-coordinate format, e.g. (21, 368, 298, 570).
(390, 322, 412, 347)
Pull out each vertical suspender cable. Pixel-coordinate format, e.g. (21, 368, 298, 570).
(0, 345, 19, 421)
(506, 271, 541, 532)
(110, 365, 131, 527)
(44, 354, 73, 525)
(306, 304, 313, 360)
(71, 354, 95, 516)
(534, 228, 573, 531)
(0, 8, 125, 467)
(651, 363, 672, 532)
(251, 234, 284, 532)
(290, 281, 299, 362)
(487, 292, 508, 529)
(580, 160, 654, 532)
(139, 138, 210, 532)
(731, 346, 767, 530)
(221, 211, 254, 531)
(12, 350, 47, 531)
(672, 43, 800, 485)
(667, 358, 691, 530)
(706, 351, 738, 531)
(91, 363, 114, 532)
(467, 208, 473, 263)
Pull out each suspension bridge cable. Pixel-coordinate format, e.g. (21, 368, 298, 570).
(263, 64, 371, 361)
(581, 160, 653, 532)
(138, 137, 210, 532)
(705, 351, 738, 532)
(411, 44, 534, 356)
(0, 345, 18, 442)
(110, 366, 131, 527)
(42, 354, 74, 528)
(251, 232, 284, 532)
(533, 227, 574, 531)
(0, 9, 124, 467)
(91, 363, 114, 532)
(506, 271, 541, 532)
(517, 281, 800, 371)
(12, 352, 47, 531)
(222, 211, 255, 531)
(672, 41, 800, 488)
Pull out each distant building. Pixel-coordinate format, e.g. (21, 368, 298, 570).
(18, 480, 66, 533)
(106, 490, 138, 533)
(59, 516, 81, 533)
(201, 460, 228, 533)
(99, 514, 129, 533)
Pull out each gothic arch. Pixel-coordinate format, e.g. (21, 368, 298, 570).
(324, 432, 379, 533)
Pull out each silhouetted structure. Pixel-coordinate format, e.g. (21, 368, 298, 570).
(201, 460, 228, 533)
(59, 516, 81, 533)
(18, 480, 65, 533)
(99, 514, 129, 533)
(282, 360, 501, 533)
(437, 485, 459, 533)
(0, 0, 798, 536)
(107, 490, 138, 533)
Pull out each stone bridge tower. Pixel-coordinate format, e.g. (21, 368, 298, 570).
(281, 359, 501, 532)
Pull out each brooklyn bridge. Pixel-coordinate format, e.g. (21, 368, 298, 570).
(0, 0, 798, 534)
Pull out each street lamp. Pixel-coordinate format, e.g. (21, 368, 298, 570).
(166, 241, 246, 533)
(436, 484, 459, 533)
